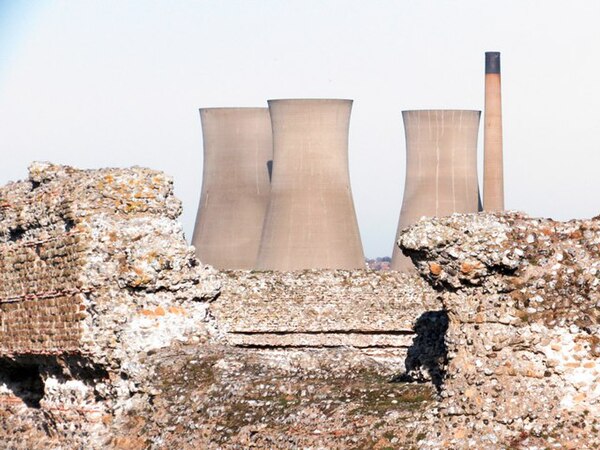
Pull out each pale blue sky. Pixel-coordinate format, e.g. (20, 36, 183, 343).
(1, 0, 600, 257)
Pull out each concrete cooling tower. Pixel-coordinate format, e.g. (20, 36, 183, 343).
(192, 107, 272, 269)
(257, 99, 365, 270)
(483, 51, 505, 211)
(391, 110, 481, 271)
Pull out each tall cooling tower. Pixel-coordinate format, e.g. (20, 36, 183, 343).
(483, 51, 504, 211)
(391, 110, 481, 271)
(192, 107, 272, 269)
(257, 99, 365, 270)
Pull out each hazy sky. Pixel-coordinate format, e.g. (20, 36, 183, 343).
(1, 0, 600, 257)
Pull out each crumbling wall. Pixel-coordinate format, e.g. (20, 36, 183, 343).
(0, 162, 219, 359)
(12, 161, 600, 448)
(213, 270, 439, 344)
(0, 163, 446, 449)
(0, 162, 220, 448)
(400, 212, 600, 449)
(210, 270, 445, 381)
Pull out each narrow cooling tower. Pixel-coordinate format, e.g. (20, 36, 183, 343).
(391, 110, 481, 271)
(192, 107, 272, 269)
(483, 51, 504, 211)
(257, 99, 365, 270)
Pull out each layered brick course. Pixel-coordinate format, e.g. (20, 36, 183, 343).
(0, 162, 220, 448)
(212, 270, 441, 351)
(1, 187, 87, 355)
(0, 162, 219, 361)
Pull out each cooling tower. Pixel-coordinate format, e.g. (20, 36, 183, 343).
(391, 110, 481, 271)
(192, 107, 272, 269)
(483, 51, 504, 211)
(256, 99, 365, 270)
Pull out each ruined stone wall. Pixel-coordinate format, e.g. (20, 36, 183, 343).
(7, 162, 600, 449)
(212, 270, 439, 346)
(0, 163, 220, 448)
(0, 162, 219, 360)
(0, 162, 445, 450)
(400, 212, 600, 449)
(210, 269, 445, 381)
(0, 171, 87, 355)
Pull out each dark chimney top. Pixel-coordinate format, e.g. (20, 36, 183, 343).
(485, 52, 501, 74)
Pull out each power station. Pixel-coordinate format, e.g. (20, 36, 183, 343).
(192, 107, 272, 269)
(191, 52, 505, 272)
(391, 110, 482, 271)
(483, 51, 505, 211)
(256, 99, 365, 270)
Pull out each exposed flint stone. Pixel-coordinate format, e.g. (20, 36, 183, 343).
(398, 211, 600, 447)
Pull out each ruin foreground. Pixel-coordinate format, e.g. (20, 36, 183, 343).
(0, 164, 598, 449)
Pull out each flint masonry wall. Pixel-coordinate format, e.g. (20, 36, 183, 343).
(0, 162, 219, 360)
(0, 173, 86, 355)
(211, 270, 441, 356)
(0, 233, 86, 355)
(400, 212, 600, 449)
(0, 162, 220, 448)
(0, 162, 448, 450)
(6, 162, 600, 449)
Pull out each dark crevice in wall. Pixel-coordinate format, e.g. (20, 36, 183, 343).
(0, 355, 109, 409)
(9, 226, 26, 242)
(0, 363, 44, 408)
(231, 330, 415, 336)
(233, 344, 410, 349)
(392, 309, 449, 392)
(64, 218, 76, 232)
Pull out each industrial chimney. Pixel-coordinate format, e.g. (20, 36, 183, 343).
(391, 110, 482, 271)
(483, 51, 504, 211)
(192, 107, 272, 269)
(257, 99, 365, 270)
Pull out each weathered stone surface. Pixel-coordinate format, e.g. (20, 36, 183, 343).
(0, 162, 220, 447)
(105, 343, 435, 450)
(399, 211, 600, 449)
(0, 163, 442, 449)
(211, 270, 440, 348)
(0, 162, 219, 358)
(4, 162, 599, 449)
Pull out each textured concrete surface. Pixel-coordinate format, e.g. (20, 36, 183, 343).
(192, 107, 272, 269)
(391, 110, 481, 271)
(257, 99, 365, 270)
(483, 51, 505, 211)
